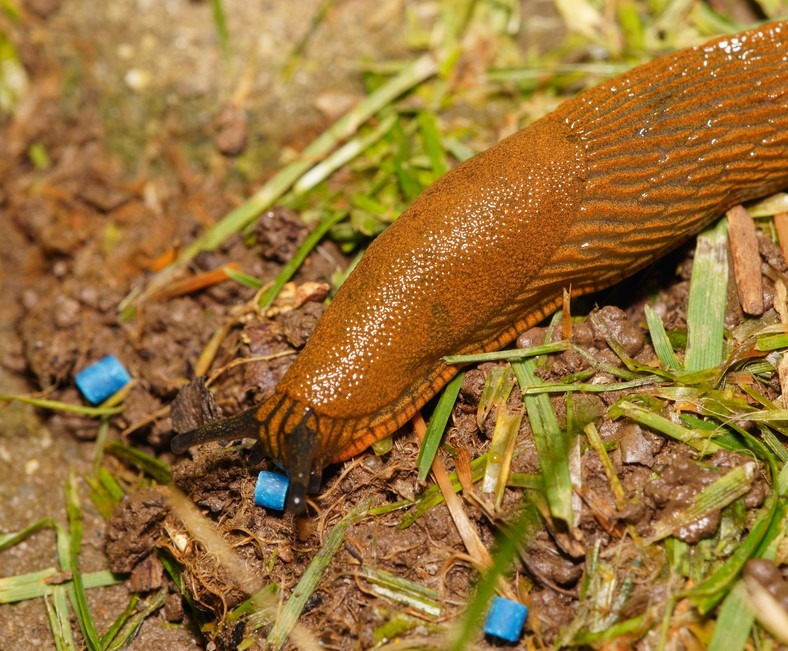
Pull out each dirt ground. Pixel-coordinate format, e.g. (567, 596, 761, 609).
(0, 1, 783, 650)
(1, 1, 424, 648)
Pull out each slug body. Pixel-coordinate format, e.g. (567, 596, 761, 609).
(174, 21, 788, 510)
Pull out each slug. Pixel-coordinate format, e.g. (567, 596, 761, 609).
(173, 20, 788, 511)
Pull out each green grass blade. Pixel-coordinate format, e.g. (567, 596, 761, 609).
(483, 407, 524, 509)
(569, 344, 640, 380)
(512, 358, 573, 526)
(486, 62, 630, 82)
(437, 0, 478, 47)
(685, 219, 728, 372)
(295, 112, 397, 193)
(267, 497, 373, 650)
(65, 472, 82, 558)
(104, 588, 167, 651)
(610, 400, 723, 455)
(506, 473, 544, 489)
(519, 374, 661, 395)
(398, 454, 488, 527)
(99, 467, 125, 500)
(476, 365, 514, 429)
(417, 372, 464, 481)
(571, 614, 649, 646)
(644, 463, 755, 544)
(0, 568, 58, 603)
(372, 611, 433, 646)
(0, 569, 121, 604)
(91, 417, 111, 476)
(707, 581, 754, 651)
(85, 474, 122, 521)
(0, 517, 56, 551)
(583, 423, 625, 509)
(644, 304, 682, 370)
(44, 587, 77, 651)
(591, 313, 676, 379)
(258, 210, 347, 310)
(417, 110, 449, 177)
(755, 333, 788, 351)
(157, 548, 203, 625)
(223, 265, 263, 290)
(688, 497, 774, 614)
(0, 394, 123, 417)
(444, 340, 569, 364)
(759, 426, 788, 466)
(100, 594, 139, 649)
(55, 523, 69, 573)
(745, 407, 788, 422)
(209, 0, 230, 62)
(359, 565, 442, 617)
(442, 136, 475, 163)
(82, 571, 121, 590)
(447, 500, 540, 650)
(0, 567, 123, 604)
(748, 192, 788, 216)
(105, 441, 171, 484)
(389, 121, 421, 201)
(139, 53, 439, 303)
(687, 447, 779, 613)
(279, 0, 334, 81)
(64, 471, 101, 651)
(229, 583, 278, 630)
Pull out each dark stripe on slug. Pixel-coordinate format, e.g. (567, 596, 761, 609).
(568, 32, 788, 139)
(285, 406, 319, 465)
(177, 22, 788, 496)
(325, 418, 342, 452)
(284, 407, 320, 513)
(547, 31, 788, 290)
(257, 393, 287, 431)
(275, 397, 300, 461)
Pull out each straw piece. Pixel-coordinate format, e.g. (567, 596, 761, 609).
(412, 414, 493, 572)
(775, 212, 788, 262)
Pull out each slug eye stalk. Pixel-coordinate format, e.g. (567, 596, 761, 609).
(170, 407, 261, 455)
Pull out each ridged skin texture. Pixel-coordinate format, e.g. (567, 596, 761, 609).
(174, 21, 788, 507)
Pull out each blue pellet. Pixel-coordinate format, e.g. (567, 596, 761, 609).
(484, 595, 528, 643)
(75, 355, 132, 405)
(254, 471, 290, 510)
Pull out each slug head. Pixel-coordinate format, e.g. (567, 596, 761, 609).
(170, 393, 325, 514)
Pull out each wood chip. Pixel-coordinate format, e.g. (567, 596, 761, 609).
(455, 446, 475, 495)
(726, 205, 764, 315)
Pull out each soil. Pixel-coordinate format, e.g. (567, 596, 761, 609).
(0, 1, 780, 650)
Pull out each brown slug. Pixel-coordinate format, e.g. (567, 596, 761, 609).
(172, 20, 788, 511)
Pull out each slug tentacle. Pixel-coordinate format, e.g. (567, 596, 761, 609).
(173, 20, 788, 512)
(170, 406, 261, 454)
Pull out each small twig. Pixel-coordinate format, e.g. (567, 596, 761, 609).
(205, 351, 298, 387)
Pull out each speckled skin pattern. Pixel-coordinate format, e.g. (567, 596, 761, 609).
(173, 21, 788, 509)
